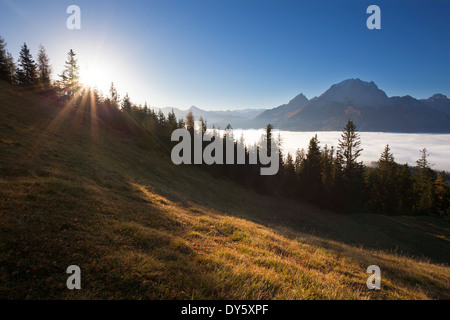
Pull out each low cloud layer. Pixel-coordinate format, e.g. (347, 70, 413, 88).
(227, 129, 450, 172)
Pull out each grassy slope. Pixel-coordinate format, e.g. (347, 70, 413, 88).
(0, 81, 449, 299)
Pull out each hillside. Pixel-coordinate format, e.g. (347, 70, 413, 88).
(0, 80, 449, 299)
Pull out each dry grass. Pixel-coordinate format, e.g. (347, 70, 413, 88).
(0, 81, 449, 299)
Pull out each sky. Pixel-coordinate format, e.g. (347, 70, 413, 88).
(1, 0, 449, 110)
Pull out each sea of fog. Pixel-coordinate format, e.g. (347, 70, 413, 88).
(212, 129, 450, 172)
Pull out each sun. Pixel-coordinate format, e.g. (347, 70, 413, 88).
(79, 63, 110, 94)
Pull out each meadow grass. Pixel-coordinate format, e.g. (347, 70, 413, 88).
(0, 81, 449, 299)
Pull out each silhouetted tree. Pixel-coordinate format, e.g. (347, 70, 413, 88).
(4, 51, 16, 84)
(338, 120, 365, 212)
(434, 172, 450, 215)
(372, 144, 399, 214)
(299, 135, 323, 203)
(121, 93, 132, 113)
(109, 82, 120, 108)
(0, 36, 12, 82)
(59, 49, 80, 96)
(398, 164, 414, 214)
(15, 43, 38, 86)
(37, 44, 52, 90)
(167, 109, 178, 132)
(413, 148, 435, 215)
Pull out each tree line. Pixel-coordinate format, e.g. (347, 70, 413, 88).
(1, 36, 449, 216)
(180, 117, 449, 216)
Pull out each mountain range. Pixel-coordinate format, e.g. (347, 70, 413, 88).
(158, 78, 450, 132)
(156, 106, 265, 129)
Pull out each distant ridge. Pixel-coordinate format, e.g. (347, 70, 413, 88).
(250, 78, 450, 132)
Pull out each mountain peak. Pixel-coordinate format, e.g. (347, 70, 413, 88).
(288, 93, 309, 105)
(189, 106, 203, 112)
(333, 78, 379, 90)
(429, 93, 448, 100)
(318, 78, 388, 108)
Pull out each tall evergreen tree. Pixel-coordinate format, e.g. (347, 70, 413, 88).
(37, 44, 52, 90)
(299, 135, 323, 203)
(413, 148, 435, 215)
(199, 116, 207, 135)
(372, 144, 399, 214)
(266, 123, 273, 156)
(434, 172, 450, 215)
(0, 36, 9, 81)
(185, 111, 195, 133)
(15, 43, 38, 86)
(398, 164, 414, 214)
(337, 120, 365, 211)
(321, 144, 334, 188)
(4, 51, 16, 84)
(121, 93, 132, 113)
(282, 152, 297, 195)
(167, 109, 178, 132)
(294, 148, 305, 175)
(59, 49, 80, 96)
(109, 82, 120, 108)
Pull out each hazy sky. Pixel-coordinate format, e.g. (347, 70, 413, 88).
(1, 0, 449, 110)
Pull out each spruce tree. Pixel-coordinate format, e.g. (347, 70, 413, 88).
(413, 148, 435, 215)
(108, 82, 120, 108)
(15, 43, 38, 86)
(185, 111, 195, 133)
(283, 152, 297, 195)
(373, 144, 399, 214)
(167, 109, 178, 132)
(0, 36, 9, 81)
(0, 37, 14, 83)
(294, 148, 305, 175)
(299, 135, 323, 203)
(398, 164, 414, 214)
(5, 51, 16, 84)
(434, 172, 450, 215)
(337, 120, 365, 212)
(266, 123, 273, 156)
(199, 116, 207, 135)
(121, 93, 132, 113)
(37, 44, 52, 90)
(59, 49, 80, 96)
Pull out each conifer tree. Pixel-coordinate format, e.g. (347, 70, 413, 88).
(167, 109, 178, 132)
(121, 93, 132, 113)
(299, 135, 323, 203)
(282, 152, 297, 195)
(337, 120, 365, 211)
(413, 148, 435, 215)
(266, 123, 273, 156)
(294, 148, 305, 175)
(59, 49, 80, 96)
(199, 116, 207, 135)
(0, 36, 9, 81)
(434, 172, 450, 215)
(398, 164, 414, 214)
(321, 144, 334, 187)
(109, 82, 120, 108)
(373, 144, 399, 214)
(15, 43, 38, 86)
(37, 44, 52, 90)
(4, 51, 16, 84)
(185, 111, 195, 134)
